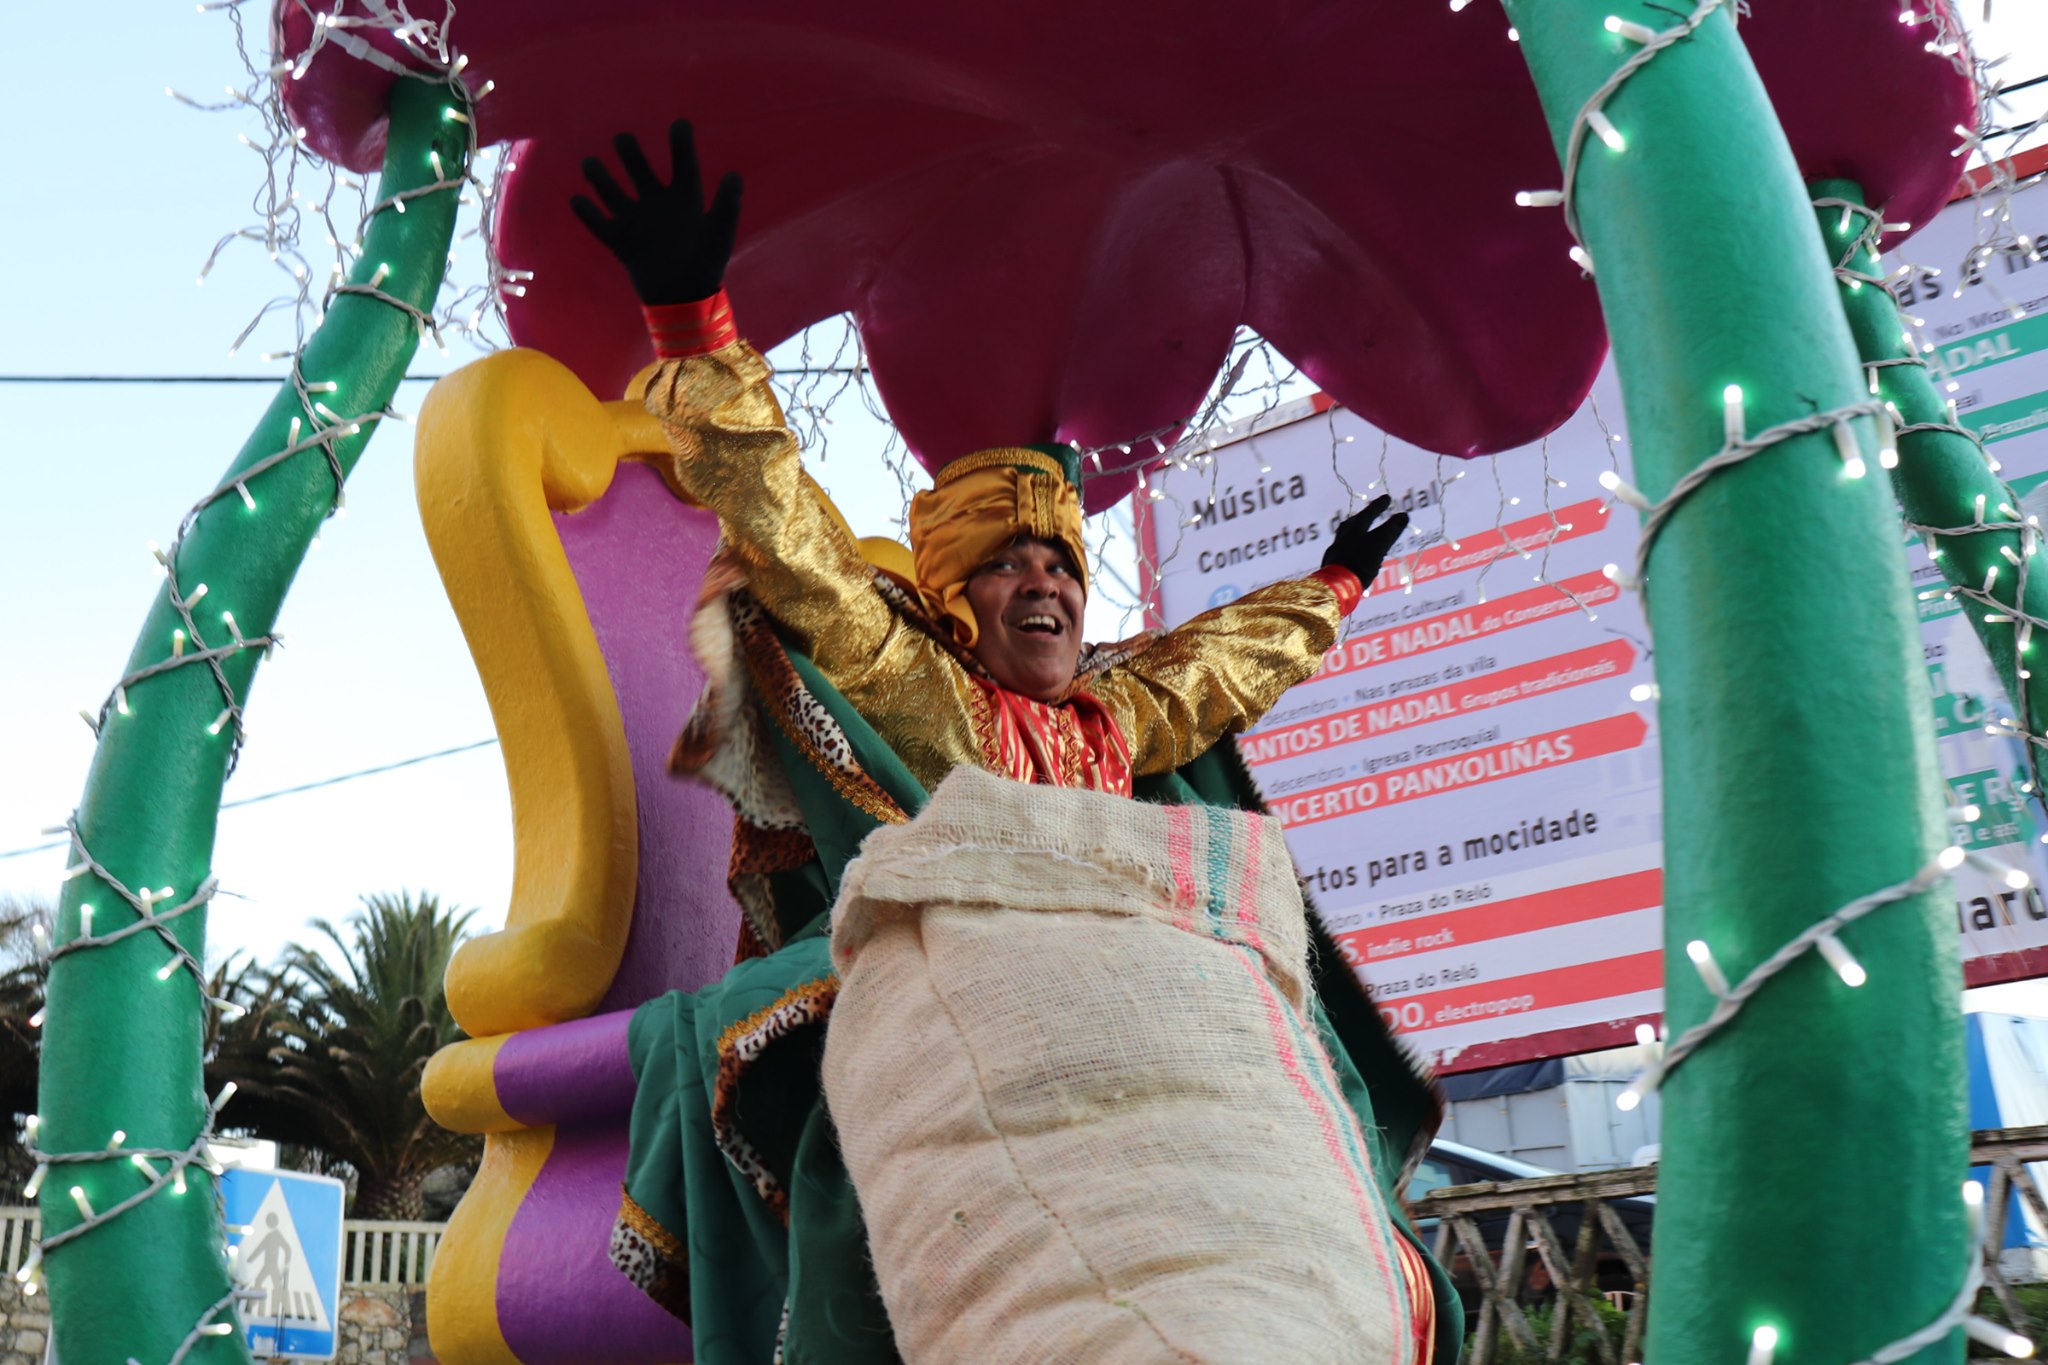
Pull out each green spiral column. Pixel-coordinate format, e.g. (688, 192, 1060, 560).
(1508, 5, 1966, 1362)
(1813, 178, 2048, 807)
(39, 76, 469, 1364)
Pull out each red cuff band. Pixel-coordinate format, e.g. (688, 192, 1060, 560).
(1310, 565, 1365, 616)
(643, 290, 738, 358)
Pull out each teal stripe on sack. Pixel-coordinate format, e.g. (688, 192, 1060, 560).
(1206, 804, 1378, 1186)
(1200, 805, 1232, 937)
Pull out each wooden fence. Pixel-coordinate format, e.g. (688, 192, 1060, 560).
(1410, 1123, 2048, 1365)
(0, 1208, 446, 1290)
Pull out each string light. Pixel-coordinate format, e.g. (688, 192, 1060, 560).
(1830, 420, 1867, 479)
(1814, 934, 1867, 987)
(1603, 14, 1660, 43)
(1722, 384, 1745, 445)
(1686, 938, 1731, 998)
(1584, 108, 1627, 152)
(1612, 399, 1885, 598)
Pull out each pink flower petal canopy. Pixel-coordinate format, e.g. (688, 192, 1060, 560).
(280, 1, 1975, 508)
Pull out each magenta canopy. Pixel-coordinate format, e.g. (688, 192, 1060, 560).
(280, 2, 1974, 508)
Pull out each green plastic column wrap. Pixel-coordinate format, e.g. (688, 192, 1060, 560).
(1506, 5, 1967, 1362)
(39, 76, 469, 1364)
(1813, 178, 2048, 804)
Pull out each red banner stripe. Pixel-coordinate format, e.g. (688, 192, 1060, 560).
(1316, 571, 1623, 683)
(1246, 639, 1636, 766)
(1271, 712, 1649, 828)
(1376, 950, 1664, 1035)
(1341, 868, 1664, 966)
(1368, 499, 1611, 594)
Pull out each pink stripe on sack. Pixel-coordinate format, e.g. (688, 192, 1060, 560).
(1232, 813, 1265, 951)
(1167, 805, 1197, 931)
(1298, 1007, 1411, 1347)
(1227, 945, 1394, 1300)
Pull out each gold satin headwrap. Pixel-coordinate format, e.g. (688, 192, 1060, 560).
(908, 447, 1089, 648)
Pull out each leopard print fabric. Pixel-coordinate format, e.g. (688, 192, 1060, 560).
(710, 976, 840, 1223)
(609, 1188, 689, 1320)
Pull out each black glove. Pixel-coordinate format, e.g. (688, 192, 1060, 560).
(1323, 494, 1409, 582)
(571, 120, 743, 306)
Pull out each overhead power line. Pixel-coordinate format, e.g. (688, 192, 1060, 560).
(0, 737, 501, 863)
(0, 367, 866, 385)
(0, 374, 451, 385)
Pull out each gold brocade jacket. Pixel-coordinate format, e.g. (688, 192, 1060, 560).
(645, 341, 1344, 794)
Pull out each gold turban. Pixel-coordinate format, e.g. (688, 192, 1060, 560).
(908, 446, 1088, 648)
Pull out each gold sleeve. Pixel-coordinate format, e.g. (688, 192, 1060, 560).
(644, 342, 893, 672)
(1087, 578, 1342, 776)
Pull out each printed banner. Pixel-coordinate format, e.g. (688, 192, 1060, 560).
(1145, 378, 1663, 1072)
(1140, 165, 2048, 1069)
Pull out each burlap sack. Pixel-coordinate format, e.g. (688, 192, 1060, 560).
(822, 766, 1417, 1364)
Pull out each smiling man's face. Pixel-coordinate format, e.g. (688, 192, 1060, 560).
(962, 536, 1086, 702)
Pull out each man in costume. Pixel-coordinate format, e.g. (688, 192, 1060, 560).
(574, 123, 1459, 1365)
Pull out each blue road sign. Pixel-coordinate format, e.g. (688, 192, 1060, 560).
(221, 1167, 347, 1360)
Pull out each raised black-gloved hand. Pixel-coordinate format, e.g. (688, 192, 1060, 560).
(1323, 494, 1409, 583)
(571, 119, 743, 306)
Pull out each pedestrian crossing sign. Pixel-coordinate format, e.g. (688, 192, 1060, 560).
(221, 1168, 347, 1360)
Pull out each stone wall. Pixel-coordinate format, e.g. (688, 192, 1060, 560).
(0, 1281, 432, 1363)
(337, 1286, 433, 1362)
(0, 1280, 46, 1365)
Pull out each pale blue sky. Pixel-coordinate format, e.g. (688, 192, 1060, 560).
(2, 5, 2043, 980)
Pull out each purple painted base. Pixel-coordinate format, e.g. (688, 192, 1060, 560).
(495, 1011, 638, 1129)
(498, 1120, 690, 1363)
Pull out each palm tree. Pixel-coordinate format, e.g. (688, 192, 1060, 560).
(0, 897, 51, 1196)
(209, 891, 480, 1219)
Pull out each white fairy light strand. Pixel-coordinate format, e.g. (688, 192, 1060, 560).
(20, 1081, 242, 1303)
(1841, 1178, 2031, 1365)
(127, 2, 490, 773)
(1603, 399, 1887, 596)
(21, 816, 250, 1318)
(149, 1286, 260, 1365)
(179, 1, 515, 362)
(45, 824, 218, 993)
(1619, 857, 1952, 1113)
(34, 4, 482, 1351)
(1744, 1178, 2039, 1363)
(1543, 0, 1746, 263)
(1904, 486, 2048, 793)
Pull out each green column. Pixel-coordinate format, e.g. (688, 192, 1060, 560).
(1813, 178, 2048, 805)
(1507, 5, 1965, 1362)
(39, 76, 469, 1363)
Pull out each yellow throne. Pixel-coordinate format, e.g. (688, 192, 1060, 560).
(414, 348, 737, 1365)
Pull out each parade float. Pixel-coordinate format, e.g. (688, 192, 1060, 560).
(31, 2, 2034, 1361)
